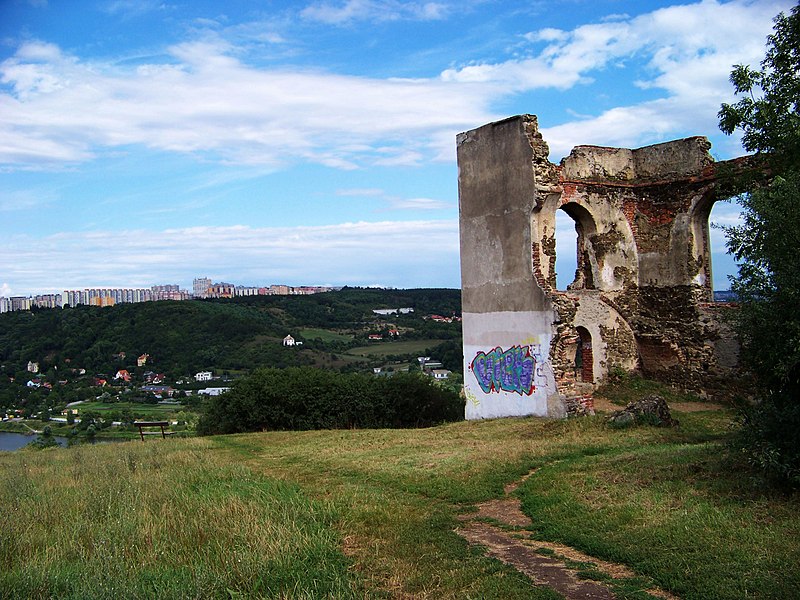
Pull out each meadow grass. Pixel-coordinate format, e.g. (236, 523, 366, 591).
(76, 401, 185, 418)
(0, 439, 360, 599)
(2, 406, 798, 598)
(299, 328, 354, 343)
(517, 439, 800, 600)
(345, 339, 444, 358)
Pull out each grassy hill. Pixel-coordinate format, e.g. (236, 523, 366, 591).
(0, 287, 461, 375)
(0, 288, 462, 419)
(2, 397, 798, 599)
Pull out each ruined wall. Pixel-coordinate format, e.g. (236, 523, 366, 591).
(458, 115, 741, 420)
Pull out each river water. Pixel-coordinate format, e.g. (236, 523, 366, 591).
(0, 431, 68, 451)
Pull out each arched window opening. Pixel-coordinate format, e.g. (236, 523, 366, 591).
(554, 204, 597, 291)
(558, 326, 594, 388)
(555, 210, 578, 290)
(708, 196, 743, 302)
(576, 326, 594, 383)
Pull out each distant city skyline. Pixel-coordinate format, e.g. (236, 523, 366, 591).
(2, 0, 792, 296)
(0, 278, 339, 313)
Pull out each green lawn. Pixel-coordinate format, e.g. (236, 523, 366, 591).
(345, 338, 443, 358)
(299, 328, 354, 343)
(73, 401, 192, 421)
(2, 404, 797, 599)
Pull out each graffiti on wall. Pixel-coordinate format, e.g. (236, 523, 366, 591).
(470, 345, 536, 395)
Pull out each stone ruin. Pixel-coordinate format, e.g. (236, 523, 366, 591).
(458, 114, 749, 420)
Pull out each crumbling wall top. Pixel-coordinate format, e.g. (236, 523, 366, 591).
(562, 136, 713, 184)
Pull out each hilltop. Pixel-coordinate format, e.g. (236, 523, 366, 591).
(2, 395, 798, 599)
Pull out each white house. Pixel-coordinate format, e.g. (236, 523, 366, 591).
(195, 371, 213, 382)
(283, 335, 303, 347)
(432, 369, 451, 380)
(372, 307, 414, 316)
(198, 387, 230, 396)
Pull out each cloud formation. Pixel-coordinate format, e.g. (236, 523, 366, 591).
(0, 220, 460, 295)
(300, 0, 450, 24)
(445, 0, 788, 156)
(1, 0, 789, 174)
(1, 0, 791, 295)
(0, 39, 495, 169)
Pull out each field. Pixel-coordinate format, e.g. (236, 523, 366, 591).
(1, 400, 798, 599)
(346, 339, 443, 358)
(299, 328, 354, 343)
(71, 401, 192, 422)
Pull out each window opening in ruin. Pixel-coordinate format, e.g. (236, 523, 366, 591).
(554, 210, 577, 290)
(576, 326, 593, 383)
(555, 204, 596, 291)
(561, 326, 594, 386)
(708, 196, 743, 301)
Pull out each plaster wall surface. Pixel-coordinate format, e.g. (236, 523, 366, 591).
(458, 115, 743, 420)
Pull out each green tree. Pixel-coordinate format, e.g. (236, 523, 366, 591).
(28, 424, 59, 450)
(197, 367, 462, 435)
(718, 5, 800, 487)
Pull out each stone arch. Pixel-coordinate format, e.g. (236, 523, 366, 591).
(530, 194, 605, 292)
(558, 202, 598, 291)
(688, 188, 718, 301)
(576, 325, 594, 383)
(552, 322, 597, 394)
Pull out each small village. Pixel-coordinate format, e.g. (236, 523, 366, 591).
(0, 293, 463, 439)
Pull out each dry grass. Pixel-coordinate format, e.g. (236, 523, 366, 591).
(2, 405, 796, 599)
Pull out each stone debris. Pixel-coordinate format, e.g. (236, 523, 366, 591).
(607, 394, 679, 427)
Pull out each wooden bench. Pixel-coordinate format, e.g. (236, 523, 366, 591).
(133, 421, 174, 441)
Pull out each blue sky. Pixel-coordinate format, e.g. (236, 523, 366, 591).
(0, 0, 793, 296)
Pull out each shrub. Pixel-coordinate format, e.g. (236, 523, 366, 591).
(197, 367, 463, 435)
(731, 389, 800, 488)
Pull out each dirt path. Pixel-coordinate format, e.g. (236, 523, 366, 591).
(455, 472, 679, 600)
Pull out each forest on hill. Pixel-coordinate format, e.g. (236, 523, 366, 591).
(0, 288, 462, 415)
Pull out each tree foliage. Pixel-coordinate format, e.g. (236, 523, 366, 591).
(719, 6, 800, 166)
(718, 5, 800, 487)
(196, 367, 463, 435)
(0, 287, 462, 379)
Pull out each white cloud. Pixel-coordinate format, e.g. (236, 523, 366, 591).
(443, 0, 792, 157)
(336, 188, 385, 197)
(0, 40, 495, 170)
(1, 0, 792, 175)
(0, 221, 461, 294)
(335, 188, 451, 210)
(101, 0, 170, 18)
(385, 197, 451, 210)
(0, 189, 56, 211)
(524, 28, 567, 43)
(300, 0, 450, 24)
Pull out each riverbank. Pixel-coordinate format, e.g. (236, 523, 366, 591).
(0, 419, 194, 441)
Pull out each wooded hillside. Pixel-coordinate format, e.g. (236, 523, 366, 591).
(0, 287, 462, 381)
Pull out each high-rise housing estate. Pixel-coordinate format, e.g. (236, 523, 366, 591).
(10, 297, 32, 311)
(193, 277, 212, 299)
(59, 285, 187, 307)
(207, 282, 235, 298)
(1, 280, 335, 313)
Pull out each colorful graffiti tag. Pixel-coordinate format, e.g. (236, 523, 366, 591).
(470, 345, 536, 395)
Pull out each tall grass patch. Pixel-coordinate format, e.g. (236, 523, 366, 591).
(0, 439, 360, 599)
(517, 440, 800, 600)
